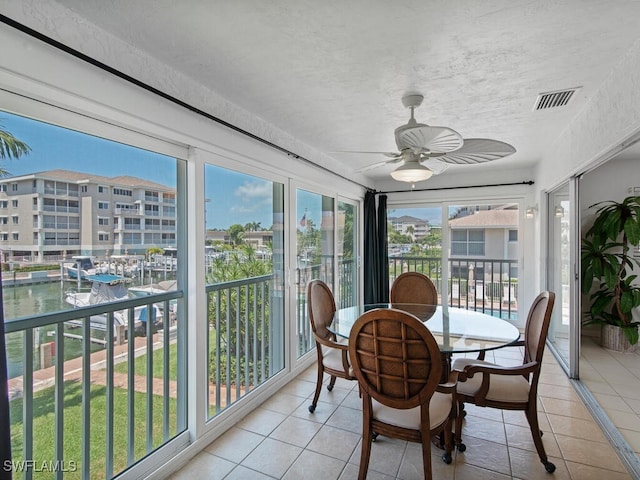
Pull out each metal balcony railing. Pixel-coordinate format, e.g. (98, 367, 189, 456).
(206, 274, 283, 418)
(5, 289, 184, 479)
(389, 255, 519, 320)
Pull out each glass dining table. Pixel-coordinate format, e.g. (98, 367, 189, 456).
(331, 303, 521, 380)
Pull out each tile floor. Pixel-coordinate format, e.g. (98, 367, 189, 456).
(580, 336, 640, 455)
(170, 345, 634, 480)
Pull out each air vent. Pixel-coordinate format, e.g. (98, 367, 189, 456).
(533, 87, 581, 111)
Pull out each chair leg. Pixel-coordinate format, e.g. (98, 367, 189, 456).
(441, 420, 453, 464)
(359, 421, 373, 480)
(525, 403, 555, 473)
(308, 366, 323, 413)
(327, 375, 337, 391)
(454, 401, 466, 452)
(422, 432, 434, 479)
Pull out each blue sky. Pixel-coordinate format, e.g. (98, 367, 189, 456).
(1, 111, 289, 229)
(1, 111, 440, 230)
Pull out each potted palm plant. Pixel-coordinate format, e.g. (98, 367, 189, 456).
(581, 195, 640, 350)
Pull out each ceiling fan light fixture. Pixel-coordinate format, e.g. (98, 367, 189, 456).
(390, 162, 433, 183)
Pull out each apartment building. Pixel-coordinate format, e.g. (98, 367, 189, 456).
(0, 169, 176, 262)
(388, 215, 430, 241)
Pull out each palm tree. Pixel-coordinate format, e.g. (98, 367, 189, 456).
(0, 124, 31, 176)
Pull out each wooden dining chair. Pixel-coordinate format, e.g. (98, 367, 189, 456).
(349, 308, 457, 480)
(390, 271, 438, 305)
(307, 279, 356, 413)
(452, 291, 556, 473)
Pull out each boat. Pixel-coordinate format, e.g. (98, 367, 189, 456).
(63, 255, 105, 279)
(65, 274, 159, 332)
(128, 279, 177, 298)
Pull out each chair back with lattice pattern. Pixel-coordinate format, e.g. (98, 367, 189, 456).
(349, 308, 441, 410)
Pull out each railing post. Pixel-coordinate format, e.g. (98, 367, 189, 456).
(115, 324, 126, 345)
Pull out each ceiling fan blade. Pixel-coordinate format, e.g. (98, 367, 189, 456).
(421, 157, 451, 175)
(438, 138, 516, 164)
(397, 125, 464, 153)
(356, 157, 403, 173)
(330, 150, 401, 158)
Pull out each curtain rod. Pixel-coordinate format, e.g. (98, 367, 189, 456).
(376, 180, 534, 194)
(0, 14, 372, 191)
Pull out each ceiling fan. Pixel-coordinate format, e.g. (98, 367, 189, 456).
(351, 94, 516, 184)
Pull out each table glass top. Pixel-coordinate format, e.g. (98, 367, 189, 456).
(332, 304, 520, 354)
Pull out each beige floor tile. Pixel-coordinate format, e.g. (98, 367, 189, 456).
(315, 384, 352, 405)
(502, 409, 551, 433)
(260, 392, 306, 415)
(606, 409, 640, 432)
(291, 398, 338, 423)
(397, 442, 455, 480)
(168, 451, 235, 480)
(306, 424, 361, 461)
(453, 436, 511, 475)
(546, 413, 607, 443)
(240, 437, 302, 478)
(339, 462, 395, 480)
(565, 461, 633, 480)
(618, 427, 640, 454)
(269, 415, 323, 447)
(204, 427, 264, 463)
(622, 396, 640, 415)
(349, 437, 407, 477)
(224, 465, 276, 480)
(282, 449, 345, 480)
(170, 343, 640, 480)
(537, 383, 579, 402)
(507, 447, 569, 480)
(462, 403, 504, 422)
(539, 396, 593, 420)
(340, 389, 363, 410)
(555, 434, 627, 473)
(235, 406, 287, 436)
(279, 378, 317, 398)
(458, 413, 507, 445)
(593, 391, 635, 413)
(452, 462, 512, 480)
(611, 382, 640, 401)
(504, 423, 561, 458)
(539, 372, 572, 388)
(326, 405, 364, 434)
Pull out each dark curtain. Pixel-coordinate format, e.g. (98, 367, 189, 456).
(376, 194, 389, 302)
(363, 191, 379, 304)
(363, 191, 389, 304)
(0, 268, 11, 480)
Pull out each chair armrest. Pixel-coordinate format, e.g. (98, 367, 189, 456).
(314, 334, 348, 351)
(314, 335, 351, 372)
(436, 370, 459, 394)
(456, 361, 538, 406)
(461, 361, 538, 380)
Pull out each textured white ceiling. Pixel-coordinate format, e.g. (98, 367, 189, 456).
(36, 1, 640, 184)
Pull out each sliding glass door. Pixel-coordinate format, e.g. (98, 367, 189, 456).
(546, 183, 572, 370)
(387, 202, 521, 321)
(295, 189, 335, 358)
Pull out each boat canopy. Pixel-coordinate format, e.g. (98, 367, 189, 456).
(86, 274, 129, 304)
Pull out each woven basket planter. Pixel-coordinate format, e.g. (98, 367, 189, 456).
(601, 324, 639, 353)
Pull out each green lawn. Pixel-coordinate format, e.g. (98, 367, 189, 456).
(115, 341, 179, 381)
(10, 380, 179, 480)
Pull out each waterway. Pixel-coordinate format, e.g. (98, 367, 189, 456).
(3, 274, 175, 379)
